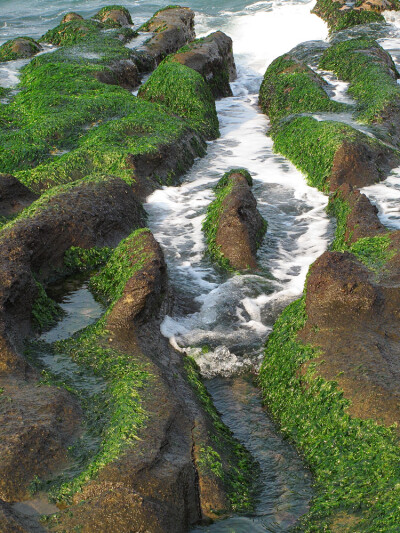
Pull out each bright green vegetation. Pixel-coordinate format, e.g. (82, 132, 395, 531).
(312, 0, 384, 33)
(327, 193, 396, 272)
(63, 246, 112, 274)
(90, 228, 153, 303)
(40, 19, 104, 46)
(1, 17, 208, 190)
(31, 280, 63, 331)
(184, 356, 256, 512)
(320, 38, 400, 125)
(0, 37, 41, 61)
(93, 5, 133, 25)
(259, 55, 347, 123)
(28, 229, 155, 502)
(260, 297, 400, 531)
(138, 61, 219, 140)
(271, 116, 391, 192)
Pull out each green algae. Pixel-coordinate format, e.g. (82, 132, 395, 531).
(320, 38, 400, 126)
(138, 61, 219, 140)
(0, 36, 41, 61)
(184, 356, 256, 512)
(93, 5, 133, 25)
(31, 280, 63, 331)
(63, 246, 112, 274)
(259, 55, 347, 123)
(260, 297, 400, 531)
(312, 0, 384, 33)
(90, 228, 153, 304)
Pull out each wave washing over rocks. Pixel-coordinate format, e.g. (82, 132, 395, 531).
(1, 0, 400, 532)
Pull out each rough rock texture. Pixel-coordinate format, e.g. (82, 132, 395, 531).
(170, 31, 237, 98)
(50, 232, 243, 532)
(301, 249, 400, 430)
(329, 138, 400, 191)
(0, 177, 145, 361)
(333, 184, 387, 243)
(106, 232, 167, 330)
(0, 174, 37, 217)
(61, 12, 83, 23)
(0, 37, 42, 61)
(0, 176, 145, 502)
(141, 7, 196, 67)
(96, 7, 132, 26)
(215, 172, 266, 270)
(0, 500, 29, 533)
(0, 376, 80, 501)
(94, 59, 140, 89)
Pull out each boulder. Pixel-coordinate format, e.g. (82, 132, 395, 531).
(0, 37, 41, 62)
(94, 59, 140, 89)
(61, 12, 83, 23)
(140, 7, 195, 67)
(94, 6, 133, 26)
(170, 31, 237, 98)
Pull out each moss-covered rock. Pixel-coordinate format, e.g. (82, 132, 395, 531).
(0, 37, 41, 62)
(0, 174, 37, 217)
(312, 0, 385, 33)
(203, 169, 267, 271)
(169, 31, 237, 98)
(93, 5, 133, 26)
(270, 116, 400, 192)
(140, 6, 196, 67)
(61, 12, 84, 24)
(259, 53, 348, 123)
(320, 38, 400, 145)
(138, 61, 219, 140)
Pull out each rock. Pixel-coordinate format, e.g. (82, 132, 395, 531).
(329, 138, 400, 191)
(94, 6, 133, 26)
(94, 59, 140, 89)
(204, 169, 267, 271)
(0, 376, 80, 501)
(141, 7, 195, 67)
(332, 184, 386, 243)
(305, 251, 380, 329)
(61, 12, 83, 23)
(0, 500, 28, 533)
(106, 231, 167, 330)
(170, 31, 237, 98)
(0, 174, 37, 217)
(0, 37, 41, 62)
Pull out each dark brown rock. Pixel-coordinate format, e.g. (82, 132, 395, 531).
(106, 231, 167, 330)
(332, 183, 386, 243)
(0, 376, 80, 501)
(0, 174, 37, 217)
(94, 59, 140, 89)
(0, 500, 29, 533)
(301, 249, 400, 430)
(9, 38, 41, 59)
(61, 12, 83, 23)
(329, 139, 400, 191)
(141, 7, 195, 67)
(171, 31, 237, 98)
(97, 8, 132, 26)
(215, 172, 266, 271)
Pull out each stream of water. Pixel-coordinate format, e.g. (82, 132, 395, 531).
(4, 0, 400, 531)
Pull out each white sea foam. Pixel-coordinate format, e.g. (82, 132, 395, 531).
(146, 11, 332, 376)
(363, 169, 400, 230)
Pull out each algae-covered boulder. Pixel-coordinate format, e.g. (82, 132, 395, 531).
(259, 53, 347, 122)
(93, 5, 133, 26)
(312, 0, 385, 32)
(0, 37, 41, 61)
(138, 61, 219, 140)
(271, 116, 400, 192)
(203, 169, 267, 271)
(61, 12, 84, 23)
(170, 31, 237, 98)
(141, 6, 196, 66)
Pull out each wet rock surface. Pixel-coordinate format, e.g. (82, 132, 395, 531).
(216, 173, 266, 271)
(170, 31, 237, 98)
(0, 37, 42, 61)
(140, 7, 196, 67)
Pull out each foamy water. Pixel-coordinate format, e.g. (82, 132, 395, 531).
(146, 0, 332, 378)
